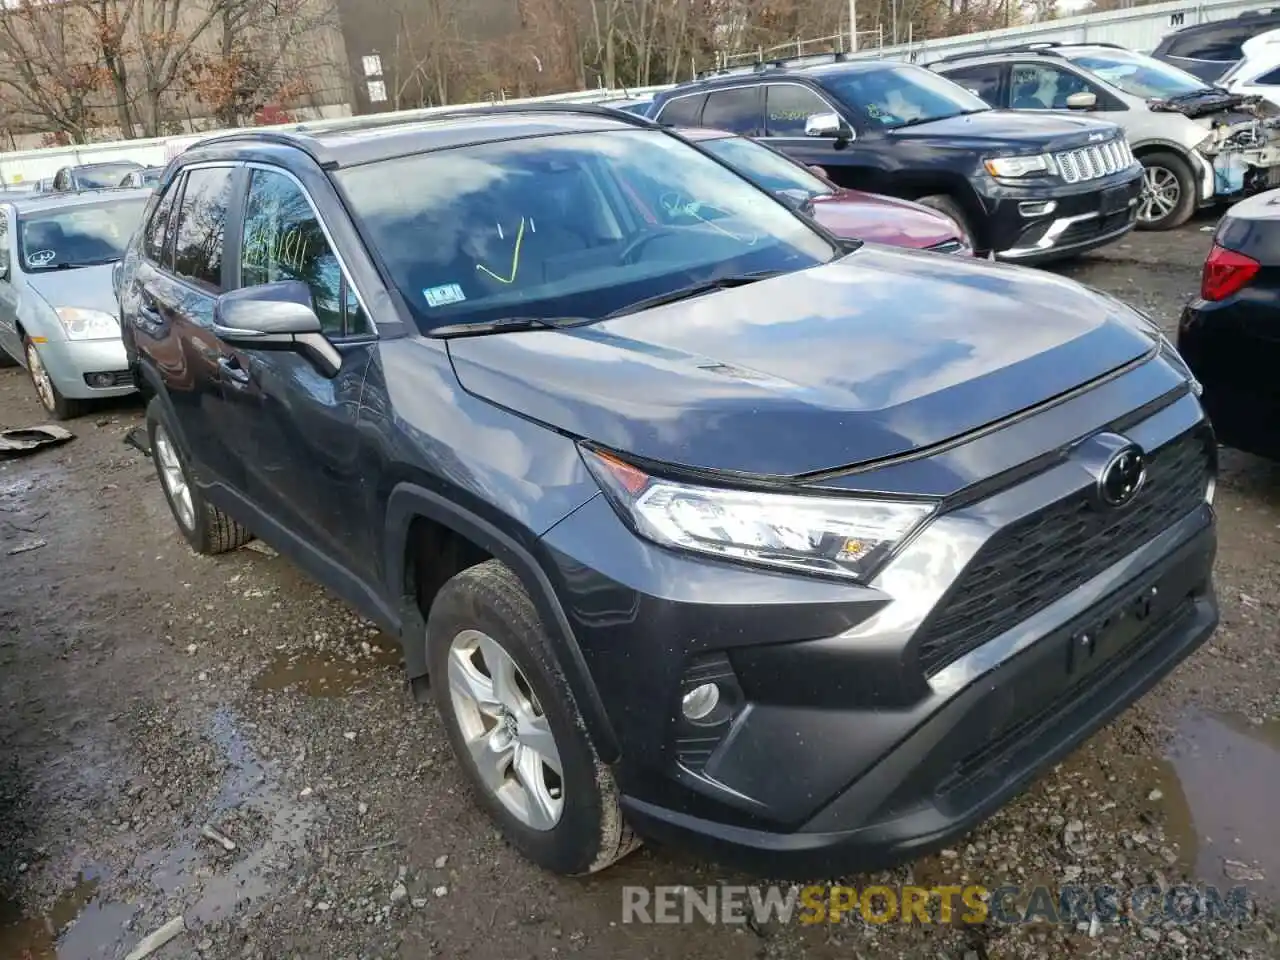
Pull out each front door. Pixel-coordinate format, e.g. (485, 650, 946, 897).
(216, 166, 377, 586)
(0, 208, 22, 362)
(758, 82, 883, 192)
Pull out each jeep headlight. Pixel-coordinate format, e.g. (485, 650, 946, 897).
(983, 154, 1056, 178)
(55, 306, 119, 341)
(583, 448, 935, 582)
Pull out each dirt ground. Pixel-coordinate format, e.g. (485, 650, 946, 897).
(2, 216, 1279, 960)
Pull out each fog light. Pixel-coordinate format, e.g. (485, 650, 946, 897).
(681, 683, 720, 721)
(86, 372, 113, 388)
(1018, 200, 1057, 217)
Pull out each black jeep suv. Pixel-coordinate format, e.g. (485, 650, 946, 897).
(648, 55, 1144, 263)
(117, 105, 1218, 877)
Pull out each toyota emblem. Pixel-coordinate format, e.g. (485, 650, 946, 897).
(1099, 445, 1147, 507)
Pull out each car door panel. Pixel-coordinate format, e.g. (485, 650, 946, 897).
(0, 210, 21, 360)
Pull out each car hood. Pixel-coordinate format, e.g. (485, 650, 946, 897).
(447, 248, 1156, 478)
(24, 263, 119, 315)
(890, 110, 1119, 151)
(811, 189, 963, 249)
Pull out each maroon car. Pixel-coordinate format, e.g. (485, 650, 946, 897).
(680, 127, 973, 256)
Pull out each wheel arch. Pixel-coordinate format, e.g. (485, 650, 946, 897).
(384, 482, 621, 763)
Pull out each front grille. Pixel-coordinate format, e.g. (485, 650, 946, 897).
(914, 430, 1212, 676)
(927, 239, 968, 255)
(1054, 138, 1134, 185)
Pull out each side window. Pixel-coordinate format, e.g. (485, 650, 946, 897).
(171, 167, 233, 292)
(145, 178, 180, 267)
(654, 94, 706, 127)
(701, 87, 762, 135)
(764, 84, 836, 136)
(1173, 26, 1250, 62)
(940, 64, 1005, 107)
(1010, 63, 1092, 110)
(240, 168, 369, 337)
(1256, 67, 1280, 85)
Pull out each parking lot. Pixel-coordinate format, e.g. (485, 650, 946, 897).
(1, 216, 1278, 960)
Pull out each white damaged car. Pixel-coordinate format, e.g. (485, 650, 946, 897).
(930, 42, 1280, 230)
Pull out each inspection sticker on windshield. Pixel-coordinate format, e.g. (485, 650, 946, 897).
(424, 283, 466, 308)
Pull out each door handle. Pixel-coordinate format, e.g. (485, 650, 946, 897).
(218, 355, 251, 384)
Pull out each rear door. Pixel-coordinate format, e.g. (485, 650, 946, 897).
(130, 165, 245, 487)
(936, 62, 1008, 107)
(215, 165, 378, 583)
(0, 206, 21, 362)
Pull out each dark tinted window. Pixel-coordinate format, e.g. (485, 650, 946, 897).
(171, 167, 232, 292)
(701, 87, 761, 135)
(1166, 23, 1255, 61)
(241, 169, 369, 337)
(764, 84, 835, 135)
(145, 180, 179, 265)
(1258, 67, 1280, 85)
(655, 93, 705, 126)
(940, 63, 1005, 106)
(74, 163, 143, 189)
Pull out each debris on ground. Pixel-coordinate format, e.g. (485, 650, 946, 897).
(122, 915, 186, 960)
(0, 424, 73, 458)
(7, 538, 46, 555)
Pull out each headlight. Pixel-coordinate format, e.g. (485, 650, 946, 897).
(55, 306, 119, 341)
(983, 154, 1055, 178)
(582, 448, 936, 582)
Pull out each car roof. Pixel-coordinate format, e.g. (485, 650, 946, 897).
(675, 127, 733, 141)
(929, 42, 1140, 67)
(189, 104, 660, 169)
(665, 57, 898, 96)
(72, 160, 144, 170)
(8, 187, 153, 212)
(1161, 7, 1280, 36)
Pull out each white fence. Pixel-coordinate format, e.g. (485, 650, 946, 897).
(0, 0, 1272, 185)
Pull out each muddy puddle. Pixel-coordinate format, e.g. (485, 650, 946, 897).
(1155, 709, 1280, 900)
(0, 708, 313, 958)
(253, 634, 402, 698)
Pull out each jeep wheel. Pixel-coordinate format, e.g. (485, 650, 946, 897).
(427, 560, 639, 875)
(1137, 152, 1196, 231)
(146, 397, 252, 555)
(916, 194, 977, 251)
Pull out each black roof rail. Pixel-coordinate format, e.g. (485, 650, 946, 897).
(929, 39, 1128, 65)
(1239, 6, 1280, 16)
(695, 49, 850, 81)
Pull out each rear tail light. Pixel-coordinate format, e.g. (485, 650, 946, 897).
(1201, 243, 1260, 301)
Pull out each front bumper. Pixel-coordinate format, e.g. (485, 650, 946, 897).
(36, 337, 135, 400)
(539, 373, 1216, 876)
(977, 167, 1143, 263)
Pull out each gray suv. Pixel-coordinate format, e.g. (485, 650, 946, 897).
(931, 42, 1280, 230)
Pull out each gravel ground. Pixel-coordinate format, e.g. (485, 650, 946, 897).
(2, 216, 1279, 960)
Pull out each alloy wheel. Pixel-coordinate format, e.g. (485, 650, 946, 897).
(25, 343, 55, 413)
(153, 425, 195, 531)
(447, 628, 564, 830)
(1138, 165, 1180, 225)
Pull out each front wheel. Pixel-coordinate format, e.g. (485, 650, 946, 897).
(1136, 152, 1196, 231)
(915, 194, 977, 252)
(24, 338, 85, 420)
(427, 560, 639, 875)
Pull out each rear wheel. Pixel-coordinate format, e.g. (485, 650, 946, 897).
(427, 560, 639, 875)
(146, 397, 252, 554)
(1136, 151, 1196, 231)
(916, 194, 977, 251)
(24, 337, 85, 420)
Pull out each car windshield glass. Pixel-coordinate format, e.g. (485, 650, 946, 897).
(75, 164, 142, 189)
(700, 136, 834, 199)
(822, 65, 991, 128)
(17, 198, 148, 271)
(1069, 51, 1210, 99)
(337, 129, 837, 333)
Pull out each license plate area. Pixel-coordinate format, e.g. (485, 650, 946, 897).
(1100, 185, 1130, 216)
(1064, 566, 1187, 680)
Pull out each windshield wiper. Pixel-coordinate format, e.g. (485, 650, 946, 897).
(891, 108, 987, 130)
(603, 270, 785, 320)
(429, 315, 595, 339)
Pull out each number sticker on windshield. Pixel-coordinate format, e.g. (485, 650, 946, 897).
(26, 249, 55, 267)
(424, 283, 467, 308)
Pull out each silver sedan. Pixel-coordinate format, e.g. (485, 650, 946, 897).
(0, 189, 151, 419)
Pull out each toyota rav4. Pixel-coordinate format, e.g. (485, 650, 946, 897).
(117, 105, 1219, 877)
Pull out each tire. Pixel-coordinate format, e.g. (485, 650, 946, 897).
(427, 560, 639, 875)
(915, 194, 978, 251)
(24, 337, 86, 420)
(1136, 151, 1196, 231)
(145, 396, 252, 555)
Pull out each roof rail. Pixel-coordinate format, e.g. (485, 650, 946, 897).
(695, 49, 849, 81)
(929, 39, 1127, 65)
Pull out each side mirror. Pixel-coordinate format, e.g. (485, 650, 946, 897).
(212, 279, 341, 378)
(1065, 91, 1098, 110)
(805, 112, 852, 141)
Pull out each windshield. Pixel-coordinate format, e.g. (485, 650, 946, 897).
(336, 129, 836, 332)
(75, 163, 143, 189)
(18, 198, 148, 271)
(700, 136, 834, 199)
(1068, 51, 1210, 99)
(822, 65, 991, 129)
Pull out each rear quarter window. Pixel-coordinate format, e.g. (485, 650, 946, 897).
(655, 94, 707, 126)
